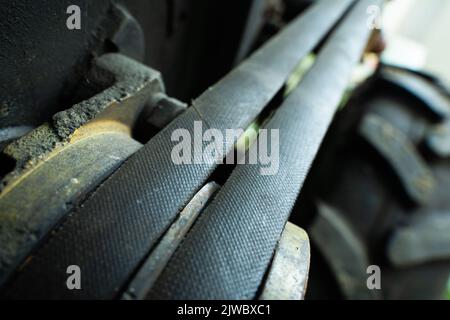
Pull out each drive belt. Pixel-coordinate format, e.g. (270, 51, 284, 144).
(0, 0, 354, 299)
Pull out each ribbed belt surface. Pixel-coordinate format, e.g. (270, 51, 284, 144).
(1, 0, 353, 299)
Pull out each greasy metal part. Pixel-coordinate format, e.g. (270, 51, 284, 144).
(259, 222, 310, 300)
(0, 53, 166, 287)
(2, 53, 163, 185)
(380, 68, 450, 121)
(1, 0, 355, 300)
(147, 0, 381, 300)
(359, 114, 435, 205)
(122, 182, 220, 300)
(388, 214, 450, 267)
(426, 120, 450, 158)
(311, 202, 380, 300)
(144, 92, 188, 129)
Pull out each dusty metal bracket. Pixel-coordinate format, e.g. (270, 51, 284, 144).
(259, 222, 310, 300)
(0, 53, 181, 287)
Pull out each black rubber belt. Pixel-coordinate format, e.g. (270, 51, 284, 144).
(1, 0, 353, 299)
(148, 0, 380, 300)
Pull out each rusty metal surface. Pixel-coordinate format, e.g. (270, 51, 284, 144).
(259, 222, 310, 300)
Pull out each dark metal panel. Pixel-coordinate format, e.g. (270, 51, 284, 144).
(124, 0, 257, 100)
